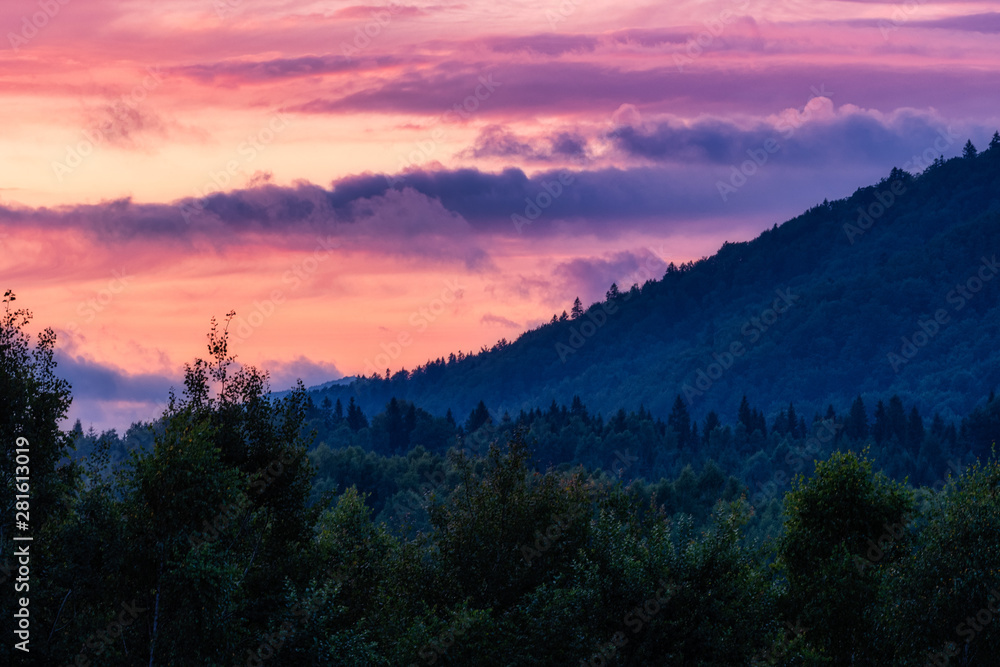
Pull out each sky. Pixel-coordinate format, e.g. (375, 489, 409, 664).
(1, 0, 998, 431)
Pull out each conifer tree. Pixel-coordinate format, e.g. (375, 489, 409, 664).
(847, 395, 869, 441)
(668, 395, 691, 448)
(738, 395, 753, 432)
(703, 411, 721, 444)
(872, 400, 888, 444)
(906, 406, 924, 449)
(347, 397, 368, 430)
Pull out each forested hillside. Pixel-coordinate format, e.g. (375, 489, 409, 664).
(311, 135, 1000, 425)
(5, 137, 1000, 665)
(3, 300, 999, 665)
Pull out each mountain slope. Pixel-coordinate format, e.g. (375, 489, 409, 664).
(312, 140, 1000, 423)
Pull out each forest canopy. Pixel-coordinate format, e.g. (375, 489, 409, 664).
(2, 290, 999, 665)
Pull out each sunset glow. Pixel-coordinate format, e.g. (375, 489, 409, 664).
(3, 0, 998, 429)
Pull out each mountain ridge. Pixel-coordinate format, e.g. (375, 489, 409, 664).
(307, 138, 1000, 424)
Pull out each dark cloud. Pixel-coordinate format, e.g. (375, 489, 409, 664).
(464, 125, 589, 162)
(611, 118, 776, 164)
(352, 166, 741, 231)
(55, 351, 175, 403)
(262, 355, 343, 391)
(0, 184, 496, 269)
(609, 103, 965, 168)
(553, 250, 665, 305)
(0, 157, 923, 262)
(0, 99, 985, 268)
(467, 125, 536, 159)
(54, 352, 343, 430)
(550, 132, 588, 158)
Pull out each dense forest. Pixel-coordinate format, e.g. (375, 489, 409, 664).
(309, 134, 1000, 425)
(76, 381, 997, 540)
(4, 138, 1000, 664)
(3, 291, 1000, 665)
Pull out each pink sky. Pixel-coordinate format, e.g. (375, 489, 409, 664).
(2, 0, 998, 430)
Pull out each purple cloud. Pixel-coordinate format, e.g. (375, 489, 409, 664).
(480, 313, 521, 328)
(464, 125, 589, 162)
(608, 103, 970, 168)
(54, 351, 175, 403)
(171, 54, 403, 83)
(262, 355, 343, 391)
(485, 33, 599, 56)
(553, 250, 666, 305)
(288, 60, 1000, 118)
(910, 12, 1000, 33)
